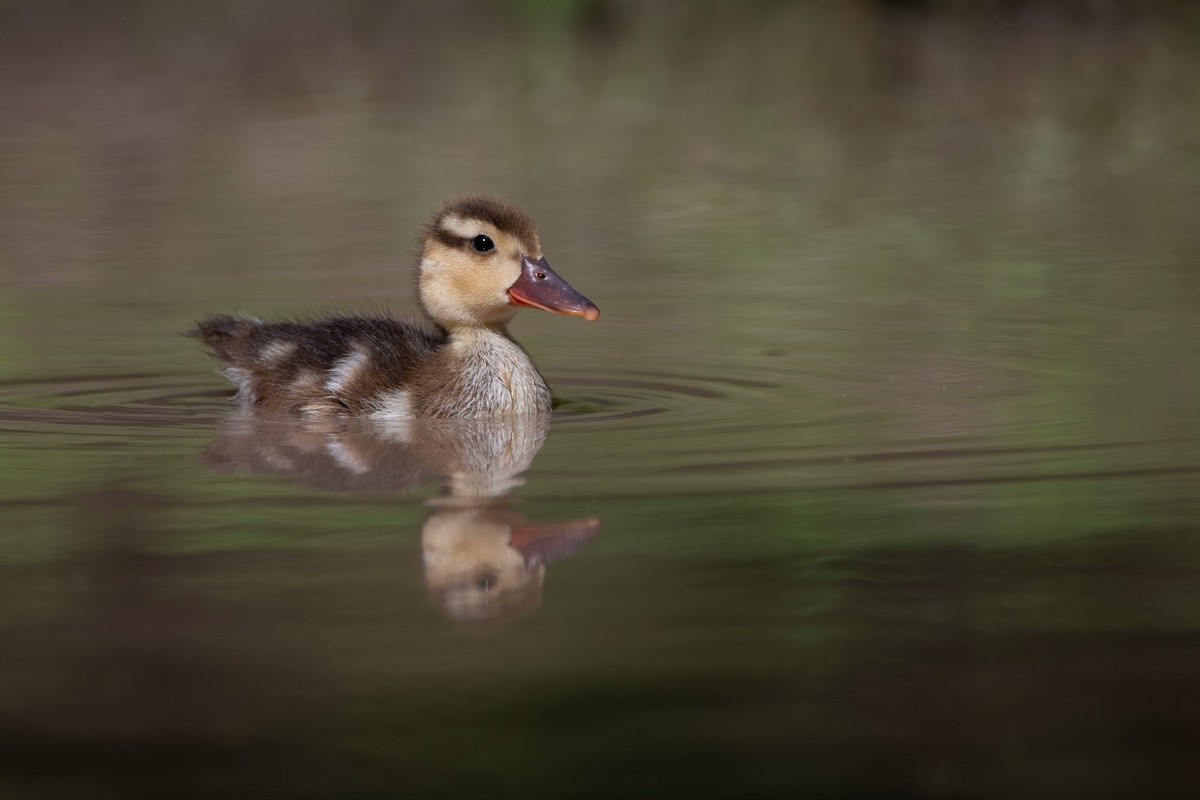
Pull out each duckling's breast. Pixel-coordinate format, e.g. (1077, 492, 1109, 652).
(413, 332, 552, 418)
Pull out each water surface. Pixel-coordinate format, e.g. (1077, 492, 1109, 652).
(2, 4, 1200, 798)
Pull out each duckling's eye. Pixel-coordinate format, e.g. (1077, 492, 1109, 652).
(471, 235, 495, 253)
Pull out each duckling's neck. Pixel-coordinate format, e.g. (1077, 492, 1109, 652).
(442, 324, 552, 415)
(446, 322, 512, 349)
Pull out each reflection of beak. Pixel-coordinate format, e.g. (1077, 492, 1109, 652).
(508, 255, 600, 321)
(509, 517, 601, 567)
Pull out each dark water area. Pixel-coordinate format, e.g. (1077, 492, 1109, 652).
(2, 2, 1200, 798)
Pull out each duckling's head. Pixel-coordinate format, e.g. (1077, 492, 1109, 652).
(418, 195, 599, 330)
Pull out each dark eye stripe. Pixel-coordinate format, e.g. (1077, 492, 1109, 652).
(432, 228, 465, 249)
(431, 230, 500, 254)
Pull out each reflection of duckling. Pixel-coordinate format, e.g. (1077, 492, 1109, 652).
(203, 415, 549, 497)
(201, 414, 599, 622)
(422, 503, 599, 622)
(192, 195, 599, 418)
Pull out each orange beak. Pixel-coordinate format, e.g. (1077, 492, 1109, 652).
(508, 255, 600, 321)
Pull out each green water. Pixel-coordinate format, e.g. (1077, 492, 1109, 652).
(1, 3, 1199, 798)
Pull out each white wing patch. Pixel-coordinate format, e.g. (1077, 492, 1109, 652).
(367, 389, 414, 420)
(326, 348, 370, 395)
(260, 339, 298, 363)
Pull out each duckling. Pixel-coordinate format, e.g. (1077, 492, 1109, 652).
(192, 195, 599, 418)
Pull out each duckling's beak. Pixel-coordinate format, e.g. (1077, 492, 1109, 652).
(510, 517, 601, 567)
(509, 255, 600, 321)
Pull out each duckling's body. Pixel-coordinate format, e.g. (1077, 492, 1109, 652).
(194, 314, 552, 417)
(193, 196, 598, 418)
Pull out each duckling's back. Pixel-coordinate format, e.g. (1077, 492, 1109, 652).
(192, 314, 445, 416)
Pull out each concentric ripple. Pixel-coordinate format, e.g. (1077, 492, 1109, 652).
(0, 373, 226, 435)
(1, 368, 1194, 500)
(0, 369, 790, 431)
(552, 369, 785, 427)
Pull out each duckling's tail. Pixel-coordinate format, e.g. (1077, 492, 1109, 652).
(189, 314, 260, 361)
